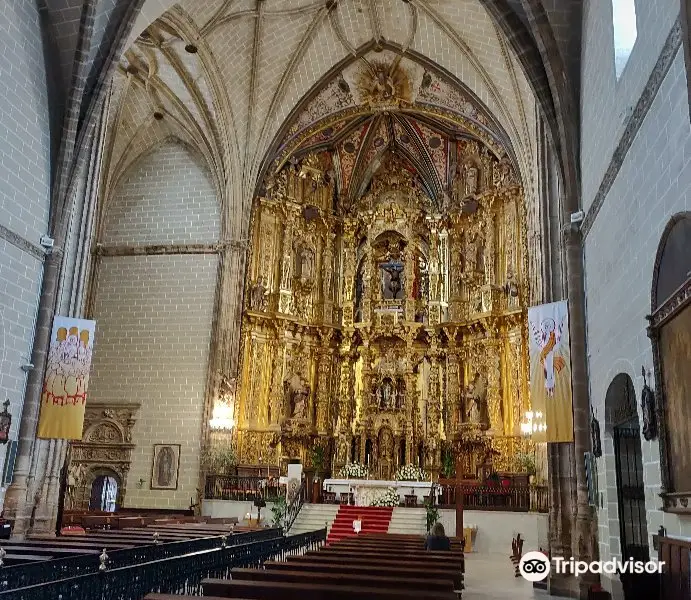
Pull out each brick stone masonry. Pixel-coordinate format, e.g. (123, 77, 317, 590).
(89, 141, 220, 508)
(582, 2, 691, 595)
(0, 1, 51, 497)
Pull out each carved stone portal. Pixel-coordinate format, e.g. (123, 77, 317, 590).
(67, 403, 139, 510)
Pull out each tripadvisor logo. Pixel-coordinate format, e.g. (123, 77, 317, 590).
(518, 551, 665, 582)
(519, 552, 551, 582)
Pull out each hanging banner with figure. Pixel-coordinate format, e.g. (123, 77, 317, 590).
(528, 301, 574, 442)
(37, 317, 96, 440)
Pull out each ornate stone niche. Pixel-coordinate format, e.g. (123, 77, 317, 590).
(66, 403, 139, 510)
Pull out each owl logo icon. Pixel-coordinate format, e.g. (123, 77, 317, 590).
(519, 551, 551, 582)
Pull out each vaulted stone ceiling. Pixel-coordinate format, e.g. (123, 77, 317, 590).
(105, 0, 541, 208)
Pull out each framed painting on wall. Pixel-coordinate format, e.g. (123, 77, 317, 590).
(151, 444, 181, 490)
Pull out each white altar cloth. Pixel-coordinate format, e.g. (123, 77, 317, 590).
(323, 479, 440, 506)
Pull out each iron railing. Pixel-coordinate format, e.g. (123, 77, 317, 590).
(436, 483, 548, 513)
(0, 527, 281, 592)
(0, 529, 326, 600)
(284, 479, 307, 533)
(204, 475, 281, 502)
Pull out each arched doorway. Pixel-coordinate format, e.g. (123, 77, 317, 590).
(605, 373, 649, 561)
(88, 472, 120, 512)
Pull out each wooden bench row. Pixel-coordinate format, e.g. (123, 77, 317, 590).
(0, 522, 249, 566)
(143, 532, 463, 600)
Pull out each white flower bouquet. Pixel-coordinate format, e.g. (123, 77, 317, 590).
(394, 464, 428, 482)
(338, 462, 369, 479)
(371, 487, 400, 507)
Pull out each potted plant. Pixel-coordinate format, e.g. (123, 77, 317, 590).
(441, 449, 455, 479)
(424, 498, 440, 533)
(514, 452, 537, 483)
(270, 494, 287, 530)
(310, 446, 325, 481)
(201, 445, 237, 475)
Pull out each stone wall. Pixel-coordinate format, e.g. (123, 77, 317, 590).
(581, 3, 691, 594)
(88, 140, 220, 509)
(0, 2, 51, 507)
(581, 0, 679, 214)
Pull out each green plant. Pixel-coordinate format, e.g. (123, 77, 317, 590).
(441, 449, 455, 479)
(310, 445, 325, 478)
(514, 451, 536, 475)
(271, 494, 287, 528)
(424, 499, 440, 533)
(201, 444, 237, 475)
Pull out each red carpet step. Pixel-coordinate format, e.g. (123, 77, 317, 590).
(326, 505, 394, 544)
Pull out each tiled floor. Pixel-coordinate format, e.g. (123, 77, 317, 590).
(464, 553, 573, 599)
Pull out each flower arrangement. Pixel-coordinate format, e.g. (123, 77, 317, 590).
(394, 464, 428, 482)
(338, 462, 369, 479)
(371, 487, 400, 507)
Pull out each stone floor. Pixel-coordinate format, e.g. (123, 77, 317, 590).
(464, 553, 573, 599)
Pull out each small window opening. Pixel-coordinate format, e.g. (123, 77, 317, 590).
(612, 0, 637, 78)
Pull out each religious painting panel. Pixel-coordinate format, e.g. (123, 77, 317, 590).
(648, 213, 691, 510)
(659, 306, 691, 494)
(528, 301, 574, 443)
(37, 316, 96, 440)
(151, 444, 181, 490)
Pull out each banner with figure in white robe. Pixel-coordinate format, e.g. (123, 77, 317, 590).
(37, 316, 96, 440)
(528, 301, 574, 442)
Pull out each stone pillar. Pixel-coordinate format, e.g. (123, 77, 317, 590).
(563, 228, 598, 597)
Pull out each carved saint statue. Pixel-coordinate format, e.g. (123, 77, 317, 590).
(281, 256, 292, 289)
(465, 164, 479, 196)
(464, 372, 488, 425)
(641, 370, 657, 441)
(298, 245, 315, 283)
(250, 278, 267, 311)
(66, 463, 86, 509)
(378, 378, 397, 409)
(283, 374, 310, 421)
(452, 164, 464, 202)
(590, 407, 602, 458)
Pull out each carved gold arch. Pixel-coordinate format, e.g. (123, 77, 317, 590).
(67, 403, 139, 510)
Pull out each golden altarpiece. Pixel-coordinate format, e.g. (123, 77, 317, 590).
(232, 134, 532, 479)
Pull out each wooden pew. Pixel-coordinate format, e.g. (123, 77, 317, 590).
(2, 553, 54, 565)
(202, 578, 457, 600)
(303, 548, 464, 569)
(230, 566, 455, 592)
(287, 554, 464, 580)
(263, 559, 463, 590)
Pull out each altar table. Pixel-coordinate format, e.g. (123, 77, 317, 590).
(322, 479, 440, 506)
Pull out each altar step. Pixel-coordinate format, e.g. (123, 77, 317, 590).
(388, 507, 427, 535)
(288, 503, 339, 536)
(326, 506, 394, 544)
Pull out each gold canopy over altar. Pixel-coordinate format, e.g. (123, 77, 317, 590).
(211, 57, 535, 479)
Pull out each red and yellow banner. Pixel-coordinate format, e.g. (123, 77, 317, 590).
(37, 316, 96, 440)
(528, 301, 574, 443)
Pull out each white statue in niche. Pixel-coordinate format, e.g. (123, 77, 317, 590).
(298, 245, 315, 283)
(464, 372, 488, 425)
(465, 164, 479, 196)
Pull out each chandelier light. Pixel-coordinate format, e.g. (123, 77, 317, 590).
(520, 410, 547, 436)
(209, 402, 235, 431)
